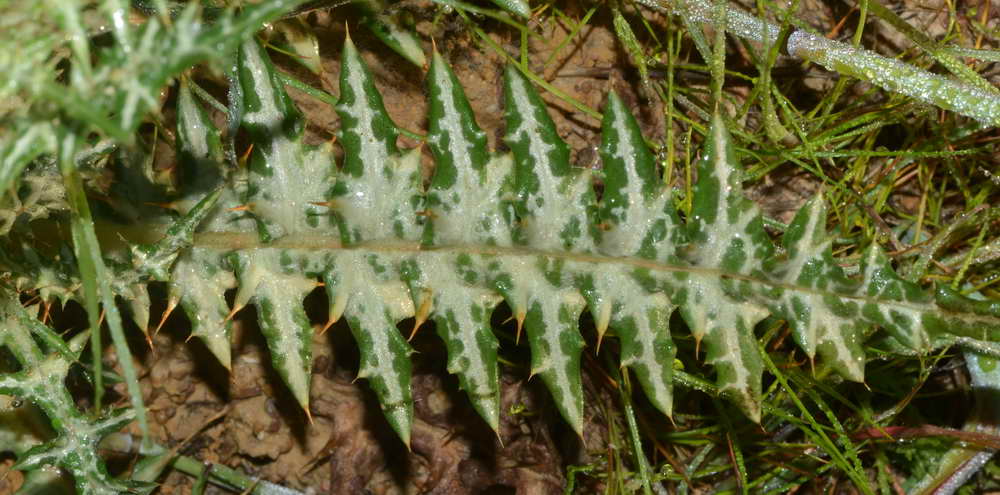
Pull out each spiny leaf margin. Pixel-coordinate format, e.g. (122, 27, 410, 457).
(12, 34, 1000, 450)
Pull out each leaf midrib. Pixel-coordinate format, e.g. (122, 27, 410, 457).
(84, 222, 991, 325)
(171, 230, 995, 325)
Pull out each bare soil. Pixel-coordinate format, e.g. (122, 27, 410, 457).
(134, 299, 596, 494)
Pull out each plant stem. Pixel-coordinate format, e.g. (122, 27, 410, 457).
(909, 352, 1000, 494)
(171, 456, 305, 495)
(637, 0, 1000, 126)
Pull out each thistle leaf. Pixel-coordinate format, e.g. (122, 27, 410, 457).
(0, 0, 307, 198)
(426, 51, 512, 246)
(237, 38, 330, 242)
(176, 79, 225, 195)
(764, 195, 865, 381)
(680, 113, 772, 421)
(332, 35, 422, 443)
(590, 92, 682, 418)
(270, 18, 323, 75)
(510, 268, 588, 435)
(598, 92, 678, 255)
(502, 66, 597, 432)
(169, 81, 242, 368)
(230, 250, 316, 413)
(326, 253, 416, 446)
(855, 244, 937, 349)
(401, 255, 504, 431)
(32, 35, 999, 454)
(333, 35, 423, 243)
(414, 52, 518, 431)
(171, 249, 236, 368)
(0, 293, 145, 495)
(503, 65, 597, 252)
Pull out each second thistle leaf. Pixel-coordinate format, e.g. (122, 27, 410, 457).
(0, 294, 145, 495)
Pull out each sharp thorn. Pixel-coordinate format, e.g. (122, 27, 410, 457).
(407, 321, 422, 341)
(154, 298, 178, 337)
(409, 295, 433, 341)
(144, 201, 179, 211)
(320, 317, 336, 335)
(327, 293, 347, 331)
(223, 304, 243, 325)
(238, 143, 254, 166)
(515, 310, 526, 345)
(41, 300, 52, 324)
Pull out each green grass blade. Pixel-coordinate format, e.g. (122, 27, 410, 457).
(57, 135, 151, 451)
(490, 0, 530, 18)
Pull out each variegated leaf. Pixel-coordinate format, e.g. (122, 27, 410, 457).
(490, 256, 588, 435)
(230, 249, 316, 413)
(238, 38, 331, 242)
(763, 195, 866, 381)
(679, 113, 772, 421)
(503, 65, 598, 252)
(855, 244, 935, 350)
(170, 249, 236, 368)
(409, 52, 516, 431)
(332, 35, 423, 242)
(71, 35, 1000, 450)
(589, 92, 681, 418)
(167, 81, 244, 368)
(501, 66, 600, 433)
(0, 295, 145, 495)
(323, 251, 415, 445)
(331, 35, 421, 444)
